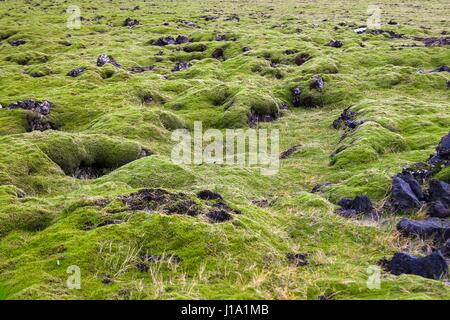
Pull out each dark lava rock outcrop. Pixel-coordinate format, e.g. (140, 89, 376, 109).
(381, 252, 448, 280)
(284, 49, 296, 55)
(197, 190, 224, 201)
(248, 110, 277, 128)
(201, 15, 218, 21)
(176, 20, 196, 27)
(73, 166, 112, 179)
(335, 195, 378, 218)
(206, 210, 232, 222)
(310, 75, 324, 92)
(280, 144, 302, 159)
(294, 53, 311, 66)
(332, 107, 366, 130)
(5, 100, 55, 132)
(119, 188, 238, 223)
(183, 44, 207, 53)
(436, 133, 450, 156)
(388, 132, 450, 214)
(286, 253, 310, 267)
(416, 37, 450, 47)
(172, 60, 190, 72)
(369, 29, 403, 38)
(428, 180, 450, 218)
(212, 48, 224, 59)
(149, 34, 189, 46)
(326, 40, 343, 48)
(439, 239, 450, 258)
(431, 65, 450, 73)
(292, 87, 302, 107)
(390, 173, 423, 211)
(6, 100, 51, 115)
(311, 182, 332, 193)
(9, 39, 26, 46)
(67, 67, 85, 77)
(175, 35, 189, 44)
(27, 114, 55, 132)
(151, 36, 176, 46)
(96, 54, 121, 67)
(123, 17, 140, 28)
(397, 218, 450, 242)
(122, 188, 200, 216)
(215, 33, 227, 41)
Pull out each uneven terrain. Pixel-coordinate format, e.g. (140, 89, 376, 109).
(0, 0, 449, 299)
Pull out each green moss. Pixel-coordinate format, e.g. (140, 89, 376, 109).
(100, 156, 196, 189)
(434, 166, 450, 183)
(5, 52, 48, 65)
(159, 111, 186, 131)
(322, 170, 392, 202)
(301, 57, 339, 74)
(0, 185, 26, 206)
(25, 65, 53, 78)
(222, 87, 281, 127)
(331, 122, 408, 167)
(0, 110, 28, 135)
(30, 131, 146, 175)
(294, 192, 335, 212)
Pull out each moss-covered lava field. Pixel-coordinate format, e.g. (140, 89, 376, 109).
(0, 0, 449, 299)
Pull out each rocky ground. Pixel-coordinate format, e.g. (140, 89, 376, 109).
(0, 0, 449, 299)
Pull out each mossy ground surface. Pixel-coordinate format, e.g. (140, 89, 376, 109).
(0, 0, 449, 299)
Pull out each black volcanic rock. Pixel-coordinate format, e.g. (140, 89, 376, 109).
(286, 253, 310, 267)
(151, 36, 176, 46)
(428, 180, 450, 218)
(398, 173, 424, 200)
(418, 37, 450, 47)
(123, 17, 140, 28)
(310, 75, 324, 92)
(431, 65, 450, 73)
(67, 67, 85, 77)
(212, 47, 224, 59)
(206, 210, 232, 223)
(332, 107, 366, 130)
(9, 39, 26, 46)
(6, 100, 51, 115)
(436, 132, 450, 157)
(215, 33, 227, 41)
(197, 190, 224, 201)
(175, 35, 189, 44)
(294, 53, 310, 66)
(292, 87, 302, 107)
(336, 195, 376, 218)
(384, 252, 448, 280)
(326, 40, 343, 48)
(172, 60, 190, 72)
(280, 144, 302, 159)
(96, 54, 121, 67)
(439, 239, 450, 258)
(391, 175, 421, 211)
(397, 218, 450, 242)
